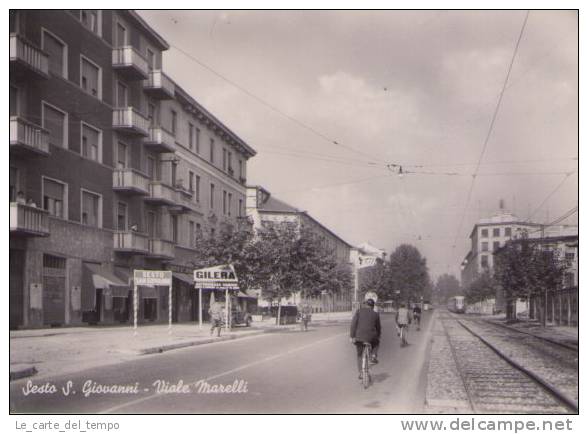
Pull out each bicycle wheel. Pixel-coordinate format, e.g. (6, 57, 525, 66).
(362, 345, 371, 389)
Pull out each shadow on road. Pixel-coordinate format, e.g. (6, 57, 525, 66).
(371, 372, 391, 384)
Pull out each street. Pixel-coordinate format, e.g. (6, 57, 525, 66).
(10, 313, 432, 414)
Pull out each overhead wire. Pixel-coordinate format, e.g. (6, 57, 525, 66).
(451, 10, 530, 251)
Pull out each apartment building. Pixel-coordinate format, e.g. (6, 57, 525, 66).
(9, 10, 256, 329)
(246, 186, 353, 312)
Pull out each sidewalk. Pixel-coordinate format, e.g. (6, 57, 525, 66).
(484, 316, 578, 348)
(10, 312, 352, 381)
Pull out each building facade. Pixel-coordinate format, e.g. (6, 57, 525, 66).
(246, 186, 354, 312)
(10, 10, 256, 329)
(459, 213, 541, 314)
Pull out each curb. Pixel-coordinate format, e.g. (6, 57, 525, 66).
(10, 365, 38, 382)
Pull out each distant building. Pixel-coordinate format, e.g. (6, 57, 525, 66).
(246, 186, 353, 312)
(460, 213, 541, 314)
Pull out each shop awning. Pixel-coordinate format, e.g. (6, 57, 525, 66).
(173, 272, 194, 285)
(237, 290, 258, 299)
(139, 286, 159, 299)
(82, 264, 129, 310)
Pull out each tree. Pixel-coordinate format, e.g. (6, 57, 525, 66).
(433, 274, 461, 305)
(464, 270, 496, 304)
(381, 244, 430, 304)
(494, 235, 568, 325)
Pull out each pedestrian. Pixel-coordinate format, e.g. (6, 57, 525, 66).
(26, 198, 37, 207)
(208, 300, 224, 337)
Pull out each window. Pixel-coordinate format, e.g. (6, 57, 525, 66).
(196, 223, 202, 238)
(189, 171, 194, 192)
(116, 81, 128, 107)
(170, 110, 177, 136)
(146, 48, 155, 70)
(42, 177, 66, 218)
(210, 183, 215, 209)
(117, 142, 128, 169)
(238, 160, 243, 179)
(148, 102, 158, 126)
(81, 190, 101, 227)
(195, 128, 201, 154)
(115, 22, 127, 47)
(189, 221, 195, 247)
(565, 252, 575, 262)
(238, 199, 243, 217)
(170, 215, 178, 243)
(210, 138, 215, 163)
(117, 202, 127, 231)
(228, 151, 233, 174)
(81, 123, 102, 162)
(228, 193, 232, 216)
(480, 228, 488, 238)
(493, 241, 500, 252)
(493, 228, 500, 237)
(81, 10, 100, 35)
(80, 56, 101, 98)
(482, 241, 489, 252)
(147, 211, 157, 237)
(188, 123, 194, 150)
(505, 227, 512, 237)
(171, 162, 177, 187)
(42, 29, 67, 78)
(147, 156, 157, 180)
(42, 102, 68, 148)
(195, 175, 201, 202)
(480, 255, 489, 268)
(222, 148, 227, 171)
(10, 167, 19, 202)
(223, 190, 227, 215)
(10, 85, 18, 116)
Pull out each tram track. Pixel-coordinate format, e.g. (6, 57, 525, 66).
(438, 312, 577, 414)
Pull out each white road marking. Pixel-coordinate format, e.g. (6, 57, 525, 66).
(100, 331, 348, 414)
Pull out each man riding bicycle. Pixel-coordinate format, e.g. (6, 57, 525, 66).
(350, 299, 381, 379)
(412, 304, 422, 330)
(396, 302, 412, 344)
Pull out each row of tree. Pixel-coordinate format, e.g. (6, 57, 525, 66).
(190, 221, 353, 323)
(462, 235, 569, 326)
(359, 244, 432, 305)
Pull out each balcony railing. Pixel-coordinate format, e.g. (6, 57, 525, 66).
(113, 231, 150, 254)
(10, 34, 49, 78)
(10, 116, 50, 156)
(145, 181, 178, 206)
(143, 70, 175, 99)
(148, 238, 175, 259)
(143, 127, 176, 153)
(10, 203, 50, 236)
(112, 46, 149, 80)
(112, 107, 150, 136)
(112, 169, 150, 195)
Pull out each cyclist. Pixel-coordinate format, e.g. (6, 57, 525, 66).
(412, 304, 422, 330)
(395, 302, 412, 344)
(297, 302, 312, 331)
(350, 299, 381, 379)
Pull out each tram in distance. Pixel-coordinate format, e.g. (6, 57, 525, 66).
(447, 296, 466, 313)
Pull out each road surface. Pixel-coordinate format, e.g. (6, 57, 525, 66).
(10, 313, 434, 414)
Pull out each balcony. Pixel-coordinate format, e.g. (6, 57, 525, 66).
(143, 127, 177, 153)
(113, 231, 150, 254)
(143, 70, 175, 99)
(113, 169, 150, 195)
(148, 238, 175, 260)
(112, 108, 150, 136)
(112, 46, 149, 80)
(169, 186, 194, 214)
(10, 203, 50, 237)
(10, 116, 50, 157)
(10, 34, 49, 79)
(145, 181, 178, 206)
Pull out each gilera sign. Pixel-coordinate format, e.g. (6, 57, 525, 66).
(194, 264, 239, 330)
(133, 270, 173, 335)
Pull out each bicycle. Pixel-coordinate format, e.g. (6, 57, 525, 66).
(360, 342, 372, 389)
(398, 324, 409, 347)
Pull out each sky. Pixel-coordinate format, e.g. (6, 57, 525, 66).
(138, 9, 578, 281)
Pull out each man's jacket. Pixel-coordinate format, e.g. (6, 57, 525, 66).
(350, 307, 381, 342)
